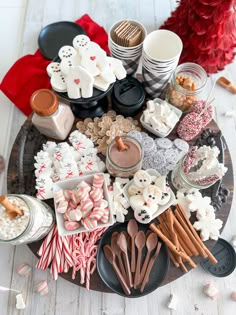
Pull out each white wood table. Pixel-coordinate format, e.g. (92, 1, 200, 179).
(0, 1, 236, 314)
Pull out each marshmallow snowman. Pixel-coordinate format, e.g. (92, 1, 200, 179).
(73, 35, 90, 54)
(65, 65, 94, 99)
(128, 184, 144, 196)
(58, 45, 78, 75)
(134, 205, 153, 224)
(46, 62, 67, 92)
(134, 170, 151, 188)
(143, 185, 162, 206)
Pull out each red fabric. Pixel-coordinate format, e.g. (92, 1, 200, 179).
(0, 14, 110, 116)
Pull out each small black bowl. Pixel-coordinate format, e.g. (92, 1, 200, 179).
(97, 221, 170, 298)
(200, 238, 236, 277)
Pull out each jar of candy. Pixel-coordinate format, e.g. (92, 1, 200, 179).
(106, 136, 144, 178)
(0, 195, 54, 245)
(166, 62, 207, 112)
(171, 157, 219, 191)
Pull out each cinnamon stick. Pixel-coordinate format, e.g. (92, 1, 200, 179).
(172, 213, 199, 256)
(159, 225, 180, 268)
(176, 205, 217, 265)
(174, 209, 207, 258)
(149, 223, 197, 269)
(115, 136, 128, 151)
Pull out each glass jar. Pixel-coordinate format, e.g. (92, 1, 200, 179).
(106, 136, 144, 178)
(171, 158, 218, 191)
(166, 62, 207, 112)
(0, 194, 54, 245)
(30, 89, 75, 140)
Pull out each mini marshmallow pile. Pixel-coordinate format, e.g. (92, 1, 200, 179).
(54, 174, 110, 232)
(142, 99, 180, 135)
(128, 130, 189, 176)
(0, 197, 29, 240)
(35, 130, 106, 200)
(183, 145, 228, 186)
(176, 189, 223, 241)
(47, 35, 126, 99)
(126, 170, 173, 224)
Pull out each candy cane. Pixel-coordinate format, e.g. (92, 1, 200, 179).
(41, 232, 57, 270)
(37, 225, 57, 256)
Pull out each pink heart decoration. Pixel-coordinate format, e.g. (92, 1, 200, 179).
(90, 56, 96, 61)
(74, 78, 80, 84)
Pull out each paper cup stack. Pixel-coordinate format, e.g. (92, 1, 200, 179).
(109, 20, 147, 76)
(141, 30, 183, 97)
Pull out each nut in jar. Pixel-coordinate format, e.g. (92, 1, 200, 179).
(167, 62, 207, 112)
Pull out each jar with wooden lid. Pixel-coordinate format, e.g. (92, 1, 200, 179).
(30, 89, 75, 140)
(166, 62, 207, 112)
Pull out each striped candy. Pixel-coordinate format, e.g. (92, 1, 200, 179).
(64, 221, 80, 231)
(203, 283, 220, 299)
(89, 207, 105, 221)
(80, 199, 94, 217)
(90, 188, 103, 202)
(68, 209, 82, 221)
(81, 217, 98, 230)
(17, 264, 32, 277)
(99, 208, 110, 224)
(36, 280, 49, 296)
(54, 189, 65, 204)
(56, 201, 68, 214)
(92, 174, 104, 188)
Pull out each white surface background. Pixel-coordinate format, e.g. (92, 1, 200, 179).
(0, 0, 236, 314)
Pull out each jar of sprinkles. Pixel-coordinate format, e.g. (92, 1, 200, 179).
(166, 62, 207, 112)
(0, 195, 54, 245)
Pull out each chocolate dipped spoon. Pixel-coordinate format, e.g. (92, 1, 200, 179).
(111, 232, 127, 283)
(140, 233, 158, 284)
(127, 219, 139, 273)
(118, 232, 133, 288)
(140, 241, 162, 293)
(103, 245, 131, 296)
(134, 230, 146, 289)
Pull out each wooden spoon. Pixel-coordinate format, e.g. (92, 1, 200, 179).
(111, 232, 128, 283)
(127, 219, 139, 273)
(140, 242, 162, 293)
(118, 233, 133, 288)
(103, 245, 131, 296)
(140, 233, 158, 284)
(134, 230, 146, 289)
(0, 195, 23, 219)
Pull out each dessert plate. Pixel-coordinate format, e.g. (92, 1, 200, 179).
(38, 21, 86, 60)
(97, 221, 169, 298)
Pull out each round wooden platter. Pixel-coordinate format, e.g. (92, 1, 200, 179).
(7, 117, 234, 293)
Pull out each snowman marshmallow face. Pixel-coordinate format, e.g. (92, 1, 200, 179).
(58, 45, 77, 59)
(143, 185, 162, 205)
(46, 62, 61, 75)
(128, 184, 144, 196)
(134, 170, 151, 188)
(73, 35, 90, 51)
(134, 206, 152, 224)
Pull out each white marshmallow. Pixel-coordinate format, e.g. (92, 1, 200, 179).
(167, 294, 177, 310)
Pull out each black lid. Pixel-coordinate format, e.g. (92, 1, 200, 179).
(200, 238, 236, 277)
(112, 77, 145, 107)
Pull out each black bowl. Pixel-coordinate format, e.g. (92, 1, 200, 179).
(97, 221, 170, 298)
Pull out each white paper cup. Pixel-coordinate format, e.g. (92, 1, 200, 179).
(143, 30, 183, 62)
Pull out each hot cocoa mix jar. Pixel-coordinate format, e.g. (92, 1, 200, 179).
(30, 89, 74, 140)
(166, 62, 207, 112)
(0, 195, 54, 245)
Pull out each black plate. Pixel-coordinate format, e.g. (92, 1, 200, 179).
(97, 222, 170, 298)
(200, 238, 236, 277)
(38, 21, 86, 60)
